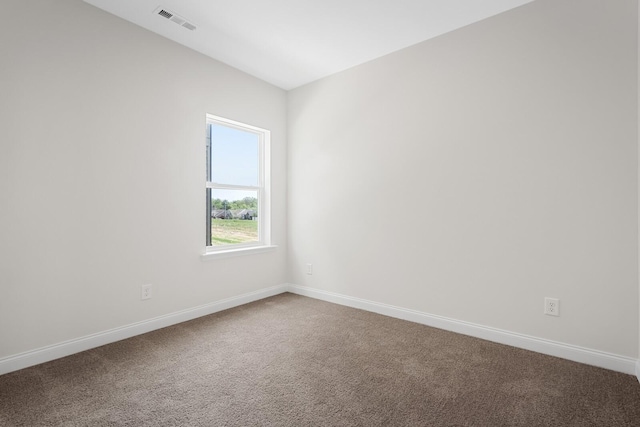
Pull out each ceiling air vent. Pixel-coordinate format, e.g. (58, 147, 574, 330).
(157, 9, 173, 19)
(154, 7, 196, 31)
(182, 22, 197, 31)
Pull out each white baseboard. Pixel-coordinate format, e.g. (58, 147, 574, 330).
(2, 283, 637, 378)
(0, 284, 288, 376)
(286, 284, 638, 376)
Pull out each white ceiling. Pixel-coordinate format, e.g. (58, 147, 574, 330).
(83, 0, 534, 90)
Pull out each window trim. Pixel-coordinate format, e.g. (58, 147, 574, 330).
(204, 114, 271, 256)
(200, 244, 278, 261)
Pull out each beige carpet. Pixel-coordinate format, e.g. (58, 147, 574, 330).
(1, 293, 639, 426)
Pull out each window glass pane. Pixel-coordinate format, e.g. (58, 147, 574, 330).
(210, 189, 258, 246)
(206, 188, 212, 246)
(206, 131, 212, 182)
(210, 123, 259, 186)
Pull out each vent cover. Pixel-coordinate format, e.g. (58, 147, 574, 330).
(157, 9, 173, 19)
(182, 22, 197, 31)
(154, 7, 196, 31)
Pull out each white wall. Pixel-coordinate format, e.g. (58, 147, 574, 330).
(288, 0, 639, 358)
(1, 0, 638, 369)
(0, 0, 287, 359)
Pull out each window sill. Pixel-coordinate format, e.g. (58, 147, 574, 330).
(200, 245, 278, 261)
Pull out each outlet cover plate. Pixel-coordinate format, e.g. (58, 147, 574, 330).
(544, 297, 559, 316)
(141, 284, 152, 300)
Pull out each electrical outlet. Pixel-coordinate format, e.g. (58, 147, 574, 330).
(306, 264, 313, 275)
(544, 297, 559, 316)
(141, 284, 152, 300)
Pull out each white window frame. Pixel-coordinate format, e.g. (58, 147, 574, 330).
(202, 114, 274, 260)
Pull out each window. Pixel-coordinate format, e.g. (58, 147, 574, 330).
(205, 114, 271, 255)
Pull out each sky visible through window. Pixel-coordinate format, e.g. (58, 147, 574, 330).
(210, 123, 259, 201)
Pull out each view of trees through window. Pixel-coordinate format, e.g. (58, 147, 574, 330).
(210, 196, 258, 246)
(211, 196, 257, 210)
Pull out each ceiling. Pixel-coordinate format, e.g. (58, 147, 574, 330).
(83, 0, 534, 90)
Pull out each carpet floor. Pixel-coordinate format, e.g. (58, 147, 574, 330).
(1, 293, 639, 426)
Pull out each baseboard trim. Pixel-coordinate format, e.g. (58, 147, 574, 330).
(286, 284, 638, 375)
(3, 283, 637, 378)
(0, 284, 289, 376)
